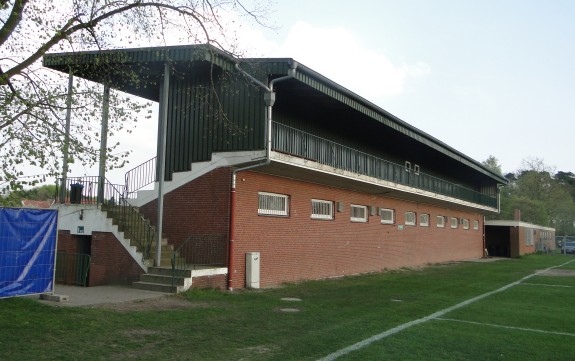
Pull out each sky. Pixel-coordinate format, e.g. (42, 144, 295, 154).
(76, 0, 575, 184)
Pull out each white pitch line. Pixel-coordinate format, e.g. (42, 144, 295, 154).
(521, 283, 575, 288)
(436, 318, 575, 337)
(317, 258, 575, 361)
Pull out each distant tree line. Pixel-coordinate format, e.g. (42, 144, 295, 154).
(1, 184, 56, 207)
(483, 156, 575, 235)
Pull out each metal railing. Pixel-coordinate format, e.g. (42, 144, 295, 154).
(55, 176, 156, 260)
(272, 122, 497, 208)
(104, 200, 156, 260)
(55, 176, 125, 205)
(171, 234, 227, 286)
(124, 156, 157, 200)
(55, 252, 91, 287)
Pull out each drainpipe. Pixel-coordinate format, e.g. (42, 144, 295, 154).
(482, 215, 487, 258)
(227, 61, 297, 291)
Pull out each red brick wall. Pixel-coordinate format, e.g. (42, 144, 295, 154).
(56, 230, 143, 286)
(57, 230, 83, 253)
(191, 274, 227, 290)
(56, 231, 88, 285)
(89, 232, 145, 286)
(510, 227, 520, 257)
(140, 168, 232, 264)
(232, 171, 485, 288)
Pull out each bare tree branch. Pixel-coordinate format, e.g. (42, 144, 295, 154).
(0, 0, 28, 47)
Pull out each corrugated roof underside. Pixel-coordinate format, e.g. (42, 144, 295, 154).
(42, 45, 506, 184)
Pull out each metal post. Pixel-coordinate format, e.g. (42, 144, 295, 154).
(60, 70, 74, 203)
(97, 85, 110, 204)
(156, 63, 170, 267)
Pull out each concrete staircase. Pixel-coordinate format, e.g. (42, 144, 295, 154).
(133, 267, 193, 293)
(132, 240, 194, 293)
(148, 237, 175, 267)
(133, 265, 228, 293)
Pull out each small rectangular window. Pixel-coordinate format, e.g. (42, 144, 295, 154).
(258, 192, 289, 216)
(380, 208, 395, 224)
(462, 219, 470, 230)
(405, 211, 416, 226)
(419, 213, 429, 227)
(351, 205, 368, 222)
(450, 217, 458, 229)
(311, 199, 334, 220)
(525, 228, 534, 246)
(473, 220, 479, 230)
(436, 215, 445, 228)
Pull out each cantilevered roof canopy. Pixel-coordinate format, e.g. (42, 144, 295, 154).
(43, 44, 508, 185)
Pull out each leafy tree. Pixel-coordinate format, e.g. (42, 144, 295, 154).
(1, 183, 56, 206)
(492, 156, 575, 234)
(555, 171, 575, 201)
(1, 0, 269, 202)
(481, 155, 502, 176)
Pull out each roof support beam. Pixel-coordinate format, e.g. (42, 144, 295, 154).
(59, 70, 73, 203)
(97, 85, 110, 204)
(155, 62, 170, 267)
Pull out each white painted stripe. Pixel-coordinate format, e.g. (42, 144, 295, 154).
(521, 283, 575, 288)
(436, 318, 575, 337)
(317, 258, 575, 361)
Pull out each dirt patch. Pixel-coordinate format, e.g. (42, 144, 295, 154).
(90, 295, 207, 312)
(537, 269, 575, 277)
(122, 329, 165, 337)
(277, 307, 301, 313)
(236, 345, 278, 361)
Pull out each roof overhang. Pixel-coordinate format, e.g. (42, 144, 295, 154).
(485, 220, 555, 231)
(43, 44, 508, 186)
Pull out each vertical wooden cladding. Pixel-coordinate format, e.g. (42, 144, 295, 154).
(163, 65, 265, 180)
(212, 74, 266, 153)
(165, 70, 212, 179)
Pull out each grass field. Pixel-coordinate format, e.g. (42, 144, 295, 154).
(1, 254, 574, 360)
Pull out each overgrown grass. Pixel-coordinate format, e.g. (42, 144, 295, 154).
(1, 254, 574, 360)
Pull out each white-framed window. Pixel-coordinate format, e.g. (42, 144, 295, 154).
(258, 192, 289, 216)
(380, 208, 395, 225)
(437, 215, 445, 228)
(450, 217, 458, 229)
(462, 218, 470, 230)
(473, 220, 479, 230)
(311, 199, 334, 220)
(419, 213, 429, 227)
(351, 204, 368, 222)
(405, 211, 416, 226)
(525, 228, 534, 246)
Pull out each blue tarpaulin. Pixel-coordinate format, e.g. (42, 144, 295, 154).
(0, 208, 58, 298)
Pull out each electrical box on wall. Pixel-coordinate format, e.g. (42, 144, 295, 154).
(246, 252, 260, 289)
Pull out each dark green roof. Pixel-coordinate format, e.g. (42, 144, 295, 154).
(43, 44, 507, 184)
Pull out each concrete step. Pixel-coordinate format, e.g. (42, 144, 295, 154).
(140, 273, 186, 286)
(132, 281, 178, 293)
(149, 253, 175, 264)
(148, 266, 192, 278)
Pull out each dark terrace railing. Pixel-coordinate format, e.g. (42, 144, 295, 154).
(55, 252, 91, 287)
(272, 122, 497, 208)
(124, 156, 157, 200)
(55, 176, 156, 260)
(56, 176, 124, 205)
(171, 234, 227, 286)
